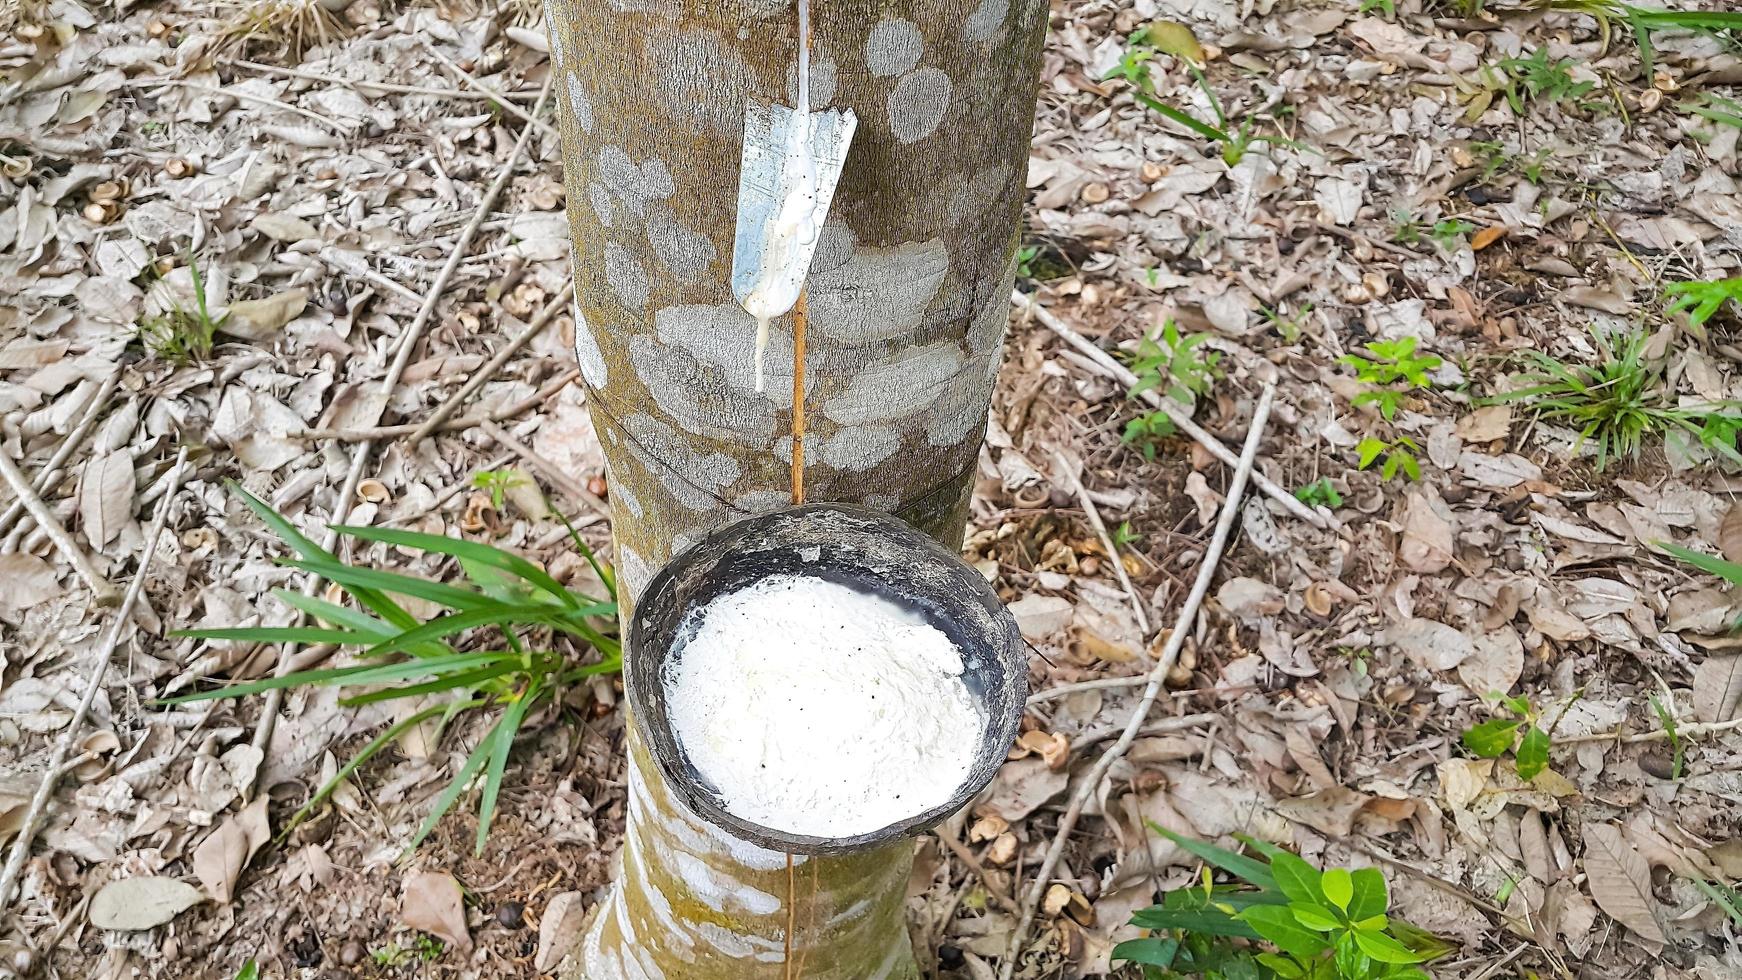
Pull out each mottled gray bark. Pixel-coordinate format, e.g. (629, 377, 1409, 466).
(540, 0, 1047, 975)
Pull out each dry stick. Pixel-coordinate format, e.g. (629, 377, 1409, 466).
(938, 830, 1020, 913)
(1053, 450, 1150, 636)
(478, 420, 611, 518)
(407, 281, 575, 446)
(424, 45, 560, 140)
(0, 446, 118, 604)
(297, 367, 579, 442)
(229, 58, 546, 101)
(1561, 715, 1742, 744)
(130, 78, 346, 131)
(246, 82, 555, 778)
(0, 372, 119, 541)
(1012, 292, 1327, 530)
(1028, 678, 1256, 706)
(0, 448, 190, 911)
(999, 385, 1276, 980)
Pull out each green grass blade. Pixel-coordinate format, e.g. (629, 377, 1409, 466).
(339, 664, 525, 706)
(334, 525, 581, 609)
(1146, 822, 1278, 890)
(554, 509, 616, 601)
(279, 557, 503, 612)
(282, 699, 478, 836)
(230, 482, 418, 631)
(404, 716, 502, 856)
(1658, 541, 1742, 587)
(271, 590, 398, 640)
(1133, 91, 1229, 143)
(475, 690, 536, 855)
(174, 627, 368, 646)
(363, 605, 557, 658)
(160, 651, 513, 703)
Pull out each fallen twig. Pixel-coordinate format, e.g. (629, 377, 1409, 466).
(0, 371, 119, 542)
(0, 448, 190, 911)
(228, 58, 546, 101)
(1013, 292, 1328, 529)
(1027, 678, 1257, 706)
(407, 281, 574, 446)
(1068, 712, 1220, 752)
(128, 78, 346, 131)
(479, 419, 611, 519)
(1053, 449, 1149, 636)
(425, 44, 560, 139)
(1000, 385, 1275, 979)
(936, 829, 1019, 913)
(0, 445, 119, 604)
(296, 367, 579, 442)
(1561, 715, 1742, 745)
(246, 81, 556, 784)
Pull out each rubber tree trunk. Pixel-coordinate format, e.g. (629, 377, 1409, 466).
(540, 1, 1047, 976)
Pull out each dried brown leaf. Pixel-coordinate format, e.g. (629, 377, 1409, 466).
(78, 450, 133, 548)
(536, 891, 588, 971)
(1389, 617, 1472, 672)
(1581, 823, 1665, 946)
(89, 876, 203, 930)
(0, 554, 62, 619)
(1692, 655, 1742, 724)
(400, 870, 471, 952)
(1398, 488, 1453, 573)
(192, 796, 270, 903)
(1723, 503, 1742, 565)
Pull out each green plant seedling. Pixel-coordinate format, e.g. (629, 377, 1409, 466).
(1360, 0, 1395, 18)
(1488, 327, 1742, 470)
(138, 257, 229, 364)
(1648, 691, 1683, 780)
(1462, 694, 1552, 779)
(234, 962, 259, 980)
(1122, 320, 1221, 460)
(1497, 48, 1597, 114)
(1106, 25, 1310, 166)
(472, 468, 530, 510)
(1341, 337, 1441, 421)
(1356, 435, 1422, 482)
(1294, 478, 1343, 510)
(1113, 520, 1143, 549)
(1431, 218, 1475, 250)
(1113, 824, 1449, 979)
(1665, 275, 1742, 330)
(1260, 301, 1313, 343)
(163, 484, 620, 857)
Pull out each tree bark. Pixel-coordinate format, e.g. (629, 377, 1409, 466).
(540, 0, 1047, 975)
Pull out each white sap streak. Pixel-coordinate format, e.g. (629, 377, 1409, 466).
(670, 850, 783, 915)
(741, 0, 819, 392)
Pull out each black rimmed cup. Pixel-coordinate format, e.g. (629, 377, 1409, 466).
(625, 504, 1027, 856)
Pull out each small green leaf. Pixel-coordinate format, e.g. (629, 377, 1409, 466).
(1322, 868, 1353, 911)
(1240, 905, 1330, 959)
(1347, 868, 1389, 921)
(1268, 850, 1325, 905)
(1352, 926, 1425, 964)
(1515, 725, 1551, 780)
(1258, 953, 1306, 979)
(1289, 902, 1342, 931)
(1111, 937, 1179, 968)
(1460, 718, 1521, 758)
